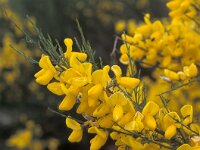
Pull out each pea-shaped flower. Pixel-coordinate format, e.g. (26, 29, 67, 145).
(183, 63, 198, 78)
(64, 38, 73, 59)
(34, 55, 56, 85)
(47, 82, 65, 96)
(125, 111, 144, 132)
(88, 65, 110, 107)
(111, 65, 140, 89)
(142, 101, 159, 130)
(59, 92, 77, 111)
(108, 92, 128, 121)
(88, 126, 108, 150)
(66, 118, 83, 142)
(163, 112, 181, 139)
(164, 69, 179, 81)
(181, 105, 193, 125)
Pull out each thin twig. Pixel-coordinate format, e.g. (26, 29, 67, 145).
(157, 77, 200, 96)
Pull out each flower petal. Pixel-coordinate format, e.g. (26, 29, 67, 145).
(59, 94, 76, 111)
(47, 82, 64, 95)
(35, 70, 55, 85)
(118, 77, 140, 89)
(90, 134, 108, 150)
(111, 65, 122, 77)
(183, 63, 198, 77)
(93, 103, 110, 117)
(68, 130, 82, 143)
(165, 125, 177, 139)
(143, 115, 157, 130)
(164, 69, 179, 80)
(113, 104, 124, 121)
(66, 118, 81, 130)
(181, 105, 193, 125)
(142, 101, 159, 116)
(163, 112, 180, 129)
(88, 84, 103, 107)
(39, 55, 55, 71)
(108, 92, 127, 106)
(88, 127, 108, 139)
(64, 38, 73, 59)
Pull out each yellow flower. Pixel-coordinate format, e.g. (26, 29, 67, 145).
(34, 55, 56, 85)
(88, 126, 108, 150)
(59, 91, 77, 111)
(63, 38, 92, 89)
(160, 55, 171, 68)
(177, 71, 186, 80)
(125, 111, 144, 132)
(164, 69, 179, 81)
(142, 101, 159, 130)
(183, 63, 198, 78)
(6, 129, 32, 149)
(64, 38, 73, 59)
(91, 65, 110, 88)
(64, 38, 88, 67)
(88, 84, 103, 107)
(93, 102, 110, 117)
(121, 33, 134, 43)
(47, 82, 65, 96)
(120, 53, 129, 65)
(62, 62, 92, 90)
(163, 112, 181, 139)
(115, 20, 126, 33)
(121, 136, 143, 149)
(69, 53, 87, 73)
(110, 132, 120, 140)
(111, 65, 140, 89)
(113, 104, 124, 121)
(108, 92, 128, 121)
(167, 0, 181, 10)
(66, 118, 83, 142)
(97, 114, 114, 128)
(180, 105, 193, 125)
(88, 65, 110, 107)
(118, 112, 134, 126)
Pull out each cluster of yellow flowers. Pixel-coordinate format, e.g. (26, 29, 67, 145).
(33, 35, 200, 149)
(117, 0, 200, 116)
(6, 120, 59, 150)
(119, 13, 200, 73)
(164, 63, 198, 81)
(119, 0, 200, 72)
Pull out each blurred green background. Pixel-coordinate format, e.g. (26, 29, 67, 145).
(0, 0, 167, 149)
